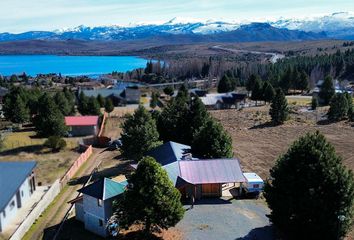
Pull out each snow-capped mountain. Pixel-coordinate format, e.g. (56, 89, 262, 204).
(270, 12, 354, 39)
(0, 12, 353, 42)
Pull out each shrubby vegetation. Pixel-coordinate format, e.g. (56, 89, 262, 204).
(44, 136, 67, 152)
(328, 92, 353, 122)
(265, 131, 354, 240)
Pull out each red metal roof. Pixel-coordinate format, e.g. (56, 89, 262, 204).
(178, 159, 246, 184)
(65, 116, 99, 126)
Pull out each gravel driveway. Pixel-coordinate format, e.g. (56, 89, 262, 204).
(176, 198, 274, 240)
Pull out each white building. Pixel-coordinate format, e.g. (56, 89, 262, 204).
(0, 161, 37, 232)
(69, 178, 127, 237)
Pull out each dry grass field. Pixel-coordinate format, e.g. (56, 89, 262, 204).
(211, 103, 354, 239)
(0, 127, 81, 185)
(211, 105, 354, 179)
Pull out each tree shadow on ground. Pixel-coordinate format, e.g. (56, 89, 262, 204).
(0, 144, 45, 156)
(44, 217, 163, 240)
(68, 159, 133, 186)
(43, 217, 107, 240)
(249, 122, 275, 130)
(119, 231, 163, 240)
(234, 226, 274, 240)
(317, 119, 333, 125)
(193, 198, 232, 205)
(14, 126, 36, 133)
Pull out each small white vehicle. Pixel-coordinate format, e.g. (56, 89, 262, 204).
(243, 172, 264, 197)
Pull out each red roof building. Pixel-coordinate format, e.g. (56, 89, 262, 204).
(65, 116, 99, 126)
(65, 116, 99, 136)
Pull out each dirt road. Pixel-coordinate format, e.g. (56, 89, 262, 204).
(212, 45, 285, 63)
(23, 148, 117, 240)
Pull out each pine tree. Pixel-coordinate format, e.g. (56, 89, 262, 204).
(279, 67, 292, 94)
(54, 92, 71, 116)
(189, 96, 211, 138)
(344, 92, 353, 119)
(251, 77, 263, 106)
(63, 87, 75, 114)
(96, 94, 105, 108)
(86, 96, 101, 116)
(264, 131, 354, 240)
(163, 86, 174, 96)
(311, 97, 318, 110)
(246, 74, 260, 95)
(120, 106, 162, 160)
(328, 93, 349, 121)
(263, 81, 276, 104)
(150, 92, 159, 109)
(298, 71, 309, 93)
(104, 98, 114, 115)
(78, 91, 89, 115)
(12, 96, 30, 124)
(319, 75, 335, 105)
(34, 93, 67, 137)
(111, 157, 184, 235)
(217, 75, 233, 93)
(269, 88, 289, 125)
(192, 118, 233, 159)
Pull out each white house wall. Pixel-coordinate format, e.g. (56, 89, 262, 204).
(0, 176, 33, 232)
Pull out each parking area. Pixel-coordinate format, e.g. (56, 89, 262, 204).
(176, 198, 274, 240)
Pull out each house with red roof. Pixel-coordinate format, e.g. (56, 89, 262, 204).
(65, 116, 99, 137)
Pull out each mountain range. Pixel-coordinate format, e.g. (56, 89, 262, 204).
(0, 12, 353, 42)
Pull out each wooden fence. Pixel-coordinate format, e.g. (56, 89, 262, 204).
(60, 145, 93, 186)
(98, 112, 107, 137)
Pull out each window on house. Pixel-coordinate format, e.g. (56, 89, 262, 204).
(9, 201, 15, 210)
(253, 184, 260, 189)
(21, 191, 24, 197)
(3, 210, 5, 218)
(97, 199, 103, 207)
(99, 219, 103, 227)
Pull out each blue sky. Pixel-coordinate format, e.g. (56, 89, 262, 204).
(0, 0, 353, 33)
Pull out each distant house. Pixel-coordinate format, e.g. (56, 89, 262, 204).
(76, 82, 104, 90)
(81, 87, 141, 106)
(200, 93, 247, 110)
(121, 88, 141, 104)
(0, 87, 9, 104)
(144, 141, 246, 200)
(65, 116, 99, 137)
(0, 161, 37, 232)
(70, 178, 127, 237)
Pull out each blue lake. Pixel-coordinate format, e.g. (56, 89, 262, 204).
(0, 55, 148, 77)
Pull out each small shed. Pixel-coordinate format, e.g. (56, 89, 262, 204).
(243, 172, 264, 193)
(65, 116, 99, 136)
